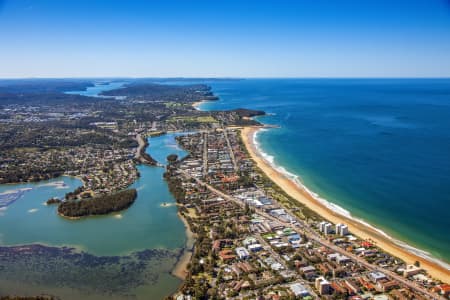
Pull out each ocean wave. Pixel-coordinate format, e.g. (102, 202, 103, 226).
(253, 127, 450, 271)
(136, 185, 146, 192)
(0, 207, 7, 217)
(37, 181, 67, 188)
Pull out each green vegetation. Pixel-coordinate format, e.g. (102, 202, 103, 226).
(168, 115, 217, 123)
(164, 172, 185, 202)
(100, 83, 217, 102)
(167, 154, 178, 164)
(57, 189, 137, 218)
(0, 297, 57, 300)
(45, 197, 62, 205)
(165, 101, 186, 108)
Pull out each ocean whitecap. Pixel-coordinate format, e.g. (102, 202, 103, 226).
(0, 207, 7, 216)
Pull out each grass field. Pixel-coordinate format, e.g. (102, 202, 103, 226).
(168, 115, 216, 123)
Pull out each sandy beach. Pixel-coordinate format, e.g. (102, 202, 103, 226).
(172, 212, 195, 280)
(241, 126, 450, 283)
(192, 98, 218, 110)
(192, 100, 206, 110)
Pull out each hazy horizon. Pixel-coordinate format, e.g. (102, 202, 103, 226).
(1, 77, 450, 80)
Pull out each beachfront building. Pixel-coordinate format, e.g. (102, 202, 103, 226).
(403, 264, 422, 277)
(336, 223, 349, 236)
(319, 221, 333, 234)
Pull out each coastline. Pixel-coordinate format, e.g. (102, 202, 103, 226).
(172, 212, 195, 280)
(241, 126, 450, 283)
(192, 100, 205, 110)
(192, 99, 215, 110)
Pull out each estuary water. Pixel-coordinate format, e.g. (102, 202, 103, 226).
(196, 78, 450, 267)
(0, 133, 188, 299)
(0, 134, 187, 255)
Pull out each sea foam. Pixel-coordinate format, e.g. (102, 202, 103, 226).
(253, 127, 450, 271)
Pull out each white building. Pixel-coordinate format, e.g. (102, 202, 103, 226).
(248, 243, 263, 252)
(327, 253, 350, 264)
(235, 247, 250, 260)
(403, 264, 422, 277)
(369, 271, 387, 283)
(290, 283, 310, 297)
(336, 223, 349, 236)
(319, 221, 333, 234)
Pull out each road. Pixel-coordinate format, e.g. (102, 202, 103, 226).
(134, 133, 146, 159)
(178, 169, 443, 300)
(202, 131, 208, 177)
(223, 128, 238, 172)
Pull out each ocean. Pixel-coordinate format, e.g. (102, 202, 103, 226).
(196, 78, 450, 267)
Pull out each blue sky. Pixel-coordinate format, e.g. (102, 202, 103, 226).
(1, 0, 450, 78)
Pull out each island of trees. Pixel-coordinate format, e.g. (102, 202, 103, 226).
(57, 189, 137, 218)
(46, 197, 62, 205)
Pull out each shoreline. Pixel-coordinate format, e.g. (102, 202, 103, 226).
(241, 126, 450, 283)
(192, 99, 216, 110)
(171, 212, 195, 280)
(192, 100, 204, 110)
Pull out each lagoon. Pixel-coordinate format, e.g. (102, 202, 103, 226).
(0, 133, 189, 299)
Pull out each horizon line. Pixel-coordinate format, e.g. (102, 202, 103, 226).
(1, 76, 450, 80)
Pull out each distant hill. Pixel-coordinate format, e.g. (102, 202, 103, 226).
(100, 83, 218, 102)
(0, 92, 98, 105)
(0, 79, 94, 94)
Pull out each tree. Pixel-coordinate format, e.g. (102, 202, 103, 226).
(167, 154, 178, 164)
(58, 189, 137, 217)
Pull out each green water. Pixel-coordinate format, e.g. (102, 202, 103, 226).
(0, 133, 189, 299)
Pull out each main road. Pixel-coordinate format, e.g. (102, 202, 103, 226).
(223, 128, 238, 172)
(134, 133, 146, 159)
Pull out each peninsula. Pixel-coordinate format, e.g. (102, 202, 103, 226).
(1, 79, 448, 300)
